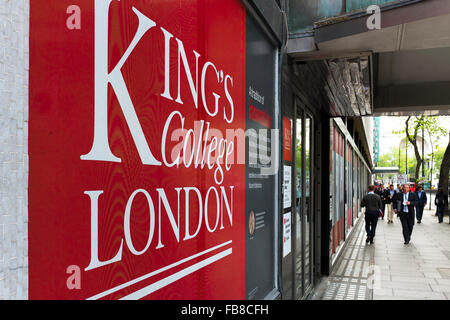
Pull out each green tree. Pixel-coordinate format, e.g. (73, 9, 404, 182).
(375, 146, 417, 182)
(376, 148, 397, 167)
(393, 116, 446, 181)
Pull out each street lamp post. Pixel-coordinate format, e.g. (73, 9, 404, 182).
(429, 129, 435, 211)
(405, 140, 408, 179)
(429, 158, 433, 210)
(422, 127, 425, 179)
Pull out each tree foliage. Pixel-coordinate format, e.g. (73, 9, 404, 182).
(393, 116, 447, 181)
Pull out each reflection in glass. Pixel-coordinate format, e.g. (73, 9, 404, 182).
(295, 117, 302, 298)
(304, 116, 312, 289)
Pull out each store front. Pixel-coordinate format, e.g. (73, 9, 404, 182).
(329, 119, 371, 265)
(280, 54, 375, 298)
(281, 90, 319, 299)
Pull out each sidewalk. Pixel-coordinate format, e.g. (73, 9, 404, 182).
(313, 209, 450, 300)
(372, 209, 450, 299)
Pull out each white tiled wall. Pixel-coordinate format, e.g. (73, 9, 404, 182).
(0, 0, 29, 300)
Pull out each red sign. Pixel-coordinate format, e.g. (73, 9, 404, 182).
(29, 0, 246, 299)
(248, 103, 272, 129)
(283, 117, 292, 161)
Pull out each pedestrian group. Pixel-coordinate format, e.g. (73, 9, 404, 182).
(361, 183, 448, 245)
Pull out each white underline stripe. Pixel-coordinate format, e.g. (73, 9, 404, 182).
(120, 248, 232, 300)
(87, 240, 232, 300)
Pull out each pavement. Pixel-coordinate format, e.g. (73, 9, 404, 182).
(312, 208, 450, 300)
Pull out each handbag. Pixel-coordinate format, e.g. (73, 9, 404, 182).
(378, 208, 384, 218)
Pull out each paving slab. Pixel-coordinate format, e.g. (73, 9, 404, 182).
(379, 281, 432, 291)
(423, 272, 443, 279)
(373, 288, 393, 296)
(373, 295, 423, 300)
(430, 284, 450, 292)
(437, 268, 450, 279)
(393, 289, 447, 300)
(390, 276, 437, 284)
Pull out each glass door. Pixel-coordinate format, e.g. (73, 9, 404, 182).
(294, 104, 314, 299)
(304, 115, 313, 293)
(294, 113, 303, 298)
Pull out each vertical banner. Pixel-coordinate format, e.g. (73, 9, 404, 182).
(283, 117, 292, 162)
(245, 12, 277, 300)
(29, 0, 246, 299)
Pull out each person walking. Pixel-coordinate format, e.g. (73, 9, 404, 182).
(361, 185, 383, 245)
(414, 185, 427, 224)
(394, 184, 403, 204)
(435, 187, 448, 223)
(375, 185, 386, 220)
(381, 185, 390, 220)
(386, 184, 397, 224)
(397, 184, 418, 245)
(393, 184, 403, 222)
(374, 184, 382, 197)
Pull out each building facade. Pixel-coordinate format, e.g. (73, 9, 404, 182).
(1, 0, 382, 300)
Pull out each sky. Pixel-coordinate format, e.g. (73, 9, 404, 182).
(378, 116, 450, 157)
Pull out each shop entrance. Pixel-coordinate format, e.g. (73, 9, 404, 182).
(293, 99, 315, 299)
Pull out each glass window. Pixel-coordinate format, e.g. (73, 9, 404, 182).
(295, 116, 302, 298)
(304, 116, 312, 289)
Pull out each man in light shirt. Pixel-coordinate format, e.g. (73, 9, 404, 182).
(397, 184, 419, 244)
